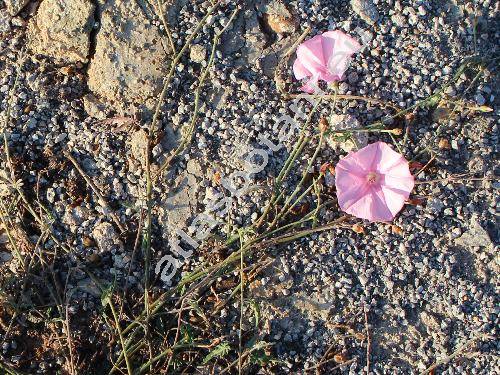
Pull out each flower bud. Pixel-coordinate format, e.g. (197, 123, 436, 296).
(438, 138, 451, 150)
(351, 223, 365, 234)
(319, 117, 329, 133)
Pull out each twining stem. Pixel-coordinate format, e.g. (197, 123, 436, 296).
(109, 300, 134, 375)
(149, 0, 222, 139)
(254, 136, 308, 229)
(155, 0, 176, 54)
(153, 6, 240, 180)
(312, 178, 321, 228)
(255, 98, 323, 229)
(238, 230, 245, 375)
(325, 126, 401, 136)
(121, 216, 350, 339)
(289, 93, 400, 110)
(269, 131, 324, 228)
(143, 136, 153, 326)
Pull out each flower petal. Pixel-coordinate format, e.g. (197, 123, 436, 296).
(296, 35, 328, 75)
(370, 142, 405, 172)
(352, 142, 379, 172)
(382, 162, 414, 195)
(344, 186, 394, 222)
(293, 56, 311, 80)
(336, 169, 370, 210)
(324, 30, 362, 80)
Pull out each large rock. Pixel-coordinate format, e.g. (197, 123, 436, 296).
(221, 8, 267, 67)
(160, 172, 198, 229)
(27, 0, 95, 63)
(5, 0, 30, 16)
(220, 1, 296, 77)
(454, 218, 493, 249)
(87, 0, 170, 114)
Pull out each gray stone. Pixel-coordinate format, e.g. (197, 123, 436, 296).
(83, 94, 108, 120)
(455, 218, 493, 249)
(475, 93, 486, 105)
(27, 0, 95, 63)
(190, 44, 207, 63)
(92, 222, 123, 253)
(0, 252, 12, 263)
(0, 12, 11, 33)
(427, 198, 445, 214)
(351, 0, 379, 25)
(88, 0, 170, 114)
(5, 0, 30, 16)
(326, 114, 367, 153)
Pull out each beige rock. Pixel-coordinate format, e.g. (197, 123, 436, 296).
(190, 44, 207, 63)
(87, 0, 170, 114)
(262, 0, 297, 34)
(326, 114, 367, 153)
(83, 94, 108, 120)
(5, 0, 30, 16)
(92, 222, 123, 253)
(128, 129, 149, 166)
(27, 0, 95, 63)
(0, 12, 11, 33)
(160, 172, 197, 229)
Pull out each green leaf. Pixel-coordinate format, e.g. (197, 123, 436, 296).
(249, 299, 260, 329)
(248, 341, 278, 366)
(180, 324, 194, 345)
(202, 342, 231, 365)
(100, 285, 113, 307)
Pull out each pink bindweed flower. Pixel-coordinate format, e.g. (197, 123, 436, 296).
(293, 30, 362, 93)
(335, 142, 415, 222)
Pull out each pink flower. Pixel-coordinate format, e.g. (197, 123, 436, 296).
(293, 30, 362, 93)
(335, 142, 415, 222)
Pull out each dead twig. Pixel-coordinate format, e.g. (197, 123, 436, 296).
(287, 93, 400, 110)
(421, 333, 493, 374)
(164, 298, 186, 373)
(63, 150, 127, 233)
(364, 305, 371, 374)
(415, 174, 497, 185)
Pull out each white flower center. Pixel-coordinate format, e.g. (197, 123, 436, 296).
(366, 171, 380, 184)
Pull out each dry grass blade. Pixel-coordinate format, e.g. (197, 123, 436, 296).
(63, 150, 127, 233)
(421, 333, 493, 374)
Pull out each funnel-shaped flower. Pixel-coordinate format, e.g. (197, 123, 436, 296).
(335, 142, 414, 222)
(293, 30, 361, 93)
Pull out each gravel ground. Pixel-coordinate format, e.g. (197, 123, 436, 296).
(0, 0, 498, 374)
